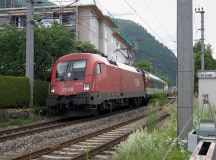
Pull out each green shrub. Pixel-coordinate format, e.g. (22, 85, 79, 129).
(148, 93, 168, 106)
(0, 76, 49, 108)
(0, 76, 30, 108)
(34, 80, 49, 106)
(32, 105, 48, 116)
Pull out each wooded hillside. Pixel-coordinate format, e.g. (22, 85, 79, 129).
(117, 19, 177, 85)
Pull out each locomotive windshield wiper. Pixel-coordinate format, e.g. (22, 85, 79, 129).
(73, 77, 79, 80)
(56, 77, 64, 81)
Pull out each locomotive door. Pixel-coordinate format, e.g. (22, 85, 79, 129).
(91, 63, 107, 105)
(92, 63, 107, 92)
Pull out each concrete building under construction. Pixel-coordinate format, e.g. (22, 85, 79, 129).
(0, 4, 134, 65)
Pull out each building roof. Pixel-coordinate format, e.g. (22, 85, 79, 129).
(113, 31, 133, 47)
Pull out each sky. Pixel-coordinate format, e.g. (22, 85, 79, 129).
(50, 0, 216, 58)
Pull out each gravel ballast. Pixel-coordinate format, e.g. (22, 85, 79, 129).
(0, 107, 148, 159)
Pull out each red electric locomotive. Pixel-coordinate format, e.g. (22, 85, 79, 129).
(46, 53, 166, 116)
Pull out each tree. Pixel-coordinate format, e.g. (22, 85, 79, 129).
(193, 41, 216, 92)
(0, 24, 76, 80)
(135, 59, 151, 72)
(0, 23, 102, 81)
(34, 24, 76, 80)
(0, 24, 26, 76)
(76, 41, 102, 55)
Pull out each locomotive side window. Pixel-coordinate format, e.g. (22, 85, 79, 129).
(94, 64, 101, 75)
(56, 60, 87, 81)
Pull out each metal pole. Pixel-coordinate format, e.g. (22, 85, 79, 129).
(177, 0, 193, 138)
(201, 10, 205, 70)
(26, 0, 34, 106)
(75, 3, 78, 41)
(195, 8, 205, 71)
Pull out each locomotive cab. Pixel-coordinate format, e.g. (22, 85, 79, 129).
(46, 53, 107, 116)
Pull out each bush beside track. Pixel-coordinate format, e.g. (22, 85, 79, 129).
(0, 76, 49, 108)
(148, 93, 168, 106)
(34, 80, 49, 106)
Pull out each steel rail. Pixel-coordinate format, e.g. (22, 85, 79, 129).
(0, 108, 134, 142)
(10, 107, 168, 160)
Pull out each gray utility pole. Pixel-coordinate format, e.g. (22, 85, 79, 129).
(26, 0, 34, 106)
(195, 8, 205, 71)
(177, 0, 193, 138)
(75, 3, 78, 41)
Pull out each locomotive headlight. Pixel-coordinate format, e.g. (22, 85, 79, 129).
(83, 83, 90, 91)
(50, 85, 55, 93)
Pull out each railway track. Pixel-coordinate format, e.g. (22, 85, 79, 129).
(0, 108, 134, 142)
(166, 95, 177, 104)
(0, 96, 176, 143)
(0, 119, 63, 142)
(9, 107, 169, 160)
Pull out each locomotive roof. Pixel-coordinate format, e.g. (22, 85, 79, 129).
(144, 70, 167, 85)
(56, 53, 167, 84)
(56, 53, 142, 74)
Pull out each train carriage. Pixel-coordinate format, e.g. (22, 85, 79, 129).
(144, 71, 168, 96)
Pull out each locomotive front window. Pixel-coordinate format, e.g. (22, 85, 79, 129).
(56, 60, 87, 81)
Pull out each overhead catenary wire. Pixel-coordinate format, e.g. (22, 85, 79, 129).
(123, 0, 168, 47)
(46, 0, 173, 51)
(141, 0, 176, 43)
(51, 0, 180, 57)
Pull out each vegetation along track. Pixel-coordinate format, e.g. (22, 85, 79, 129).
(10, 107, 169, 160)
(0, 119, 63, 142)
(166, 95, 176, 104)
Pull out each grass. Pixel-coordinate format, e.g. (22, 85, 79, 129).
(0, 106, 49, 128)
(113, 96, 216, 159)
(0, 116, 42, 128)
(113, 99, 192, 160)
(146, 104, 159, 132)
